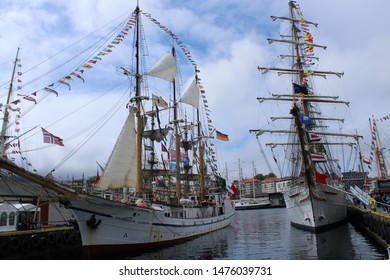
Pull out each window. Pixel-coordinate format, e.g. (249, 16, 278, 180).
(9, 212, 15, 226)
(0, 212, 7, 226)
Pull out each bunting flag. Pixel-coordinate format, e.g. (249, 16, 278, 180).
(43, 87, 59, 96)
(70, 71, 85, 82)
(41, 127, 64, 146)
(169, 149, 189, 171)
(315, 171, 328, 184)
(311, 153, 327, 162)
(307, 132, 321, 142)
(298, 112, 314, 125)
(23, 96, 37, 104)
(293, 83, 308, 95)
(31, 13, 137, 98)
(161, 143, 169, 154)
(291, 1, 317, 84)
(216, 130, 229, 141)
(59, 79, 71, 90)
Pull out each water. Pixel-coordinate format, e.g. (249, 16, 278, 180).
(126, 208, 385, 260)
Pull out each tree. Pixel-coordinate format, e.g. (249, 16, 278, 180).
(254, 173, 276, 181)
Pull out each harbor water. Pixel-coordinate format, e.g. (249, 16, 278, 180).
(124, 207, 385, 260)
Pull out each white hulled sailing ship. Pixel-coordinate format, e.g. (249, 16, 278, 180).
(0, 4, 234, 257)
(250, 1, 361, 231)
(59, 5, 235, 257)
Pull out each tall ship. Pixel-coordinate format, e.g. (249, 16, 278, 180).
(250, 1, 361, 232)
(0, 4, 234, 257)
(367, 116, 390, 194)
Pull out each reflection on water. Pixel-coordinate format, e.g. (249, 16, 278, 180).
(127, 208, 385, 260)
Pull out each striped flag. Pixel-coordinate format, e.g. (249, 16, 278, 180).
(311, 153, 326, 162)
(216, 130, 229, 141)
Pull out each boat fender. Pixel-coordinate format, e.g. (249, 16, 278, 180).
(63, 231, 71, 243)
(10, 237, 20, 251)
(39, 237, 49, 249)
(55, 235, 63, 247)
(20, 239, 31, 253)
(47, 233, 56, 244)
(0, 242, 10, 256)
(31, 234, 40, 247)
(69, 232, 79, 245)
(87, 214, 101, 229)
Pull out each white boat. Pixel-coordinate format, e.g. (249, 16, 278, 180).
(250, 1, 361, 232)
(0, 4, 235, 257)
(62, 5, 235, 257)
(234, 197, 270, 210)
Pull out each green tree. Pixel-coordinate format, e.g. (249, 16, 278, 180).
(254, 173, 276, 181)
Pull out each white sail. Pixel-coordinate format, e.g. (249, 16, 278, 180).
(146, 52, 176, 82)
(96, 112, 137, 190)
(179, 78, 200, 109)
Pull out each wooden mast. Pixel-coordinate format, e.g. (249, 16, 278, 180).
(195, 68, 205, 200)
(288, 1, 316, 188)
(172, 43, 181, 200)
(370, 117, 388, 179)
(0, 47, 20, 157)
(135, 5, 143, 197)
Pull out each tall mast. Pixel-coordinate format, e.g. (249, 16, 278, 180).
(288, 2, 315, 188)
(355, 130, 367, 185)
(171, 41, 181, 199)
(194, 68, 205, 200)
(0, 47, 20, 157)
(135, 6, 143, 196)
(370, 117, 388, 179)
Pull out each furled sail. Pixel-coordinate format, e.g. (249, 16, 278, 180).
(179, 78, 200, 109)
(143, 127, 169, 142)
(146, 52, 176, 82)
(96, 112, 137, 190)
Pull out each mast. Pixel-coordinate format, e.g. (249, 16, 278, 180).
(252, 161, 256, 199)
(135, 5, 143, 196)
(0, 47, 20, 156)
(290, 104, 315, 187)
(287, 1, 315, 187)
(195, 69, 205, 200)
(355, 129, 367, 185)
(370, 117, 388, 179)
(171, 41, 181, 199)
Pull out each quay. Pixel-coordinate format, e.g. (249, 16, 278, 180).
(347, 205, 390, 251)
(0, 226, 81, 260)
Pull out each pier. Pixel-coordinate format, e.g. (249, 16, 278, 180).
(347, 205, 390, 251)
(0, 226, 81, 259)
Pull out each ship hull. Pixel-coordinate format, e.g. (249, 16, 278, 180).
(283, 182, 347, 232)
(66, 194, 235, 258)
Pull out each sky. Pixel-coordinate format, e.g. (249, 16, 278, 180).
(0, 0, 390, 183)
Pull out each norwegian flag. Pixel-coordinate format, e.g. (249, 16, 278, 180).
(41, 128, 64, 147)
(307, 132, 321, 142)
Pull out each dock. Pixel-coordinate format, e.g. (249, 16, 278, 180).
(0, 226, 81, 259)
(347, 205, 390, 251)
